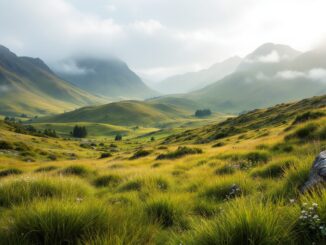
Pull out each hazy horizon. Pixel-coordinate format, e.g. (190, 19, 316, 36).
(1, 0, 326, 81)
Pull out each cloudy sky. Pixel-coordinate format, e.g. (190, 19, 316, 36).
(0, 0, 326, 81)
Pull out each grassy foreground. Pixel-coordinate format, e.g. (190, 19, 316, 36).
(0, 96, 325, 244)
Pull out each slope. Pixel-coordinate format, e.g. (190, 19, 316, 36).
(155, 56, 242, 94)
(0, 45, 105, 116)
(56, 57, 158, 100)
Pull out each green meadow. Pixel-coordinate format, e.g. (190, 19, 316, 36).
(0, 95, 325, 244)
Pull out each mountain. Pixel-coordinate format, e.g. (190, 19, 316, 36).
(154, 56, 242, 94)
(0, 45, 105, 116)
(56, 58, 159, 100)
(32, 100, 192, 127)
(155, 43, 326, 113)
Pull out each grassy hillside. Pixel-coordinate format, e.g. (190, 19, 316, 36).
(0, 94, 326, 244)
(164, 94, 326, 144)
(0, 45, 105, 117)
(32, 100, 223, 127)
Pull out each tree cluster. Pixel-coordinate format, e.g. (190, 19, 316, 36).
(71, 126, 87, 138)
(195, 109, 212, 117)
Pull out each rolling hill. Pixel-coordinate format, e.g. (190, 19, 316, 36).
(164, 94, 326, 144)
(154, 56, 242, 94)
(32, 100, 193, 127)
(56, 57, 159, 100)
(0, 45, 105, 117)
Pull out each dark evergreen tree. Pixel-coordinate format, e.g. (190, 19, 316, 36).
(72, 125, 87, 138)
(195, 109, 212, 117)
(115, 134, 122, 141)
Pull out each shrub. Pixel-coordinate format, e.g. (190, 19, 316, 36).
(2, 200, 110, 244)
(293, 111, 324, 124)
(0, 177, 91, 207)
(212, 142, 225, 148)
(99, 152, 112, 159)
(0, 168, 23, 178)
(130, 149, 151, 160)
(215, 165, 235, 175)
(94, 175, 121, 187)
(156, 146, 202, 160)
(186, 200, 295, 245)
(251, 158, 296, 178)
(245, 151, 270, 165)
(34, 166, 58, 173)
(119, 179, 142, 192)
(145, 199, 186, 228)
(272, 142, 294, 153)
(0, 140, 13, 150)
(60, 165, 91, 177)
(203, 182, 243, 202)
(192, 201, 218, 218)
(286, 123, 318, 141)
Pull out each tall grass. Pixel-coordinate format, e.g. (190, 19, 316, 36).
(0, 176, 92, 207)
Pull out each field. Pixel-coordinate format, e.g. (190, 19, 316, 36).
(0, 95, 325, 244)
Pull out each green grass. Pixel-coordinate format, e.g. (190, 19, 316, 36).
(156, 146, 202, 160)
(1, 199, 110, 244)
(0, 176, 92, 207)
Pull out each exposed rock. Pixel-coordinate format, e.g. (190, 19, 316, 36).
(301, 151, 326, 192)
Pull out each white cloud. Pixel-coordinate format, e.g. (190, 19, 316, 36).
(257, 50, 280, 63)
(1, 0, 326, 80)
(130, 20, 164, 34)
(276, 70, 305, 79)
(275, 68, 326, 82)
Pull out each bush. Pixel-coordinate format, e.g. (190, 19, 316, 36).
(293, 111, 324, 124)
(245, 151, 270, 165)
(3, 200, 110, 244)
(34, 166, 58, 173)
(94, 175, 122, 187)
(156, 146, 202, 160)
(0, 177, 91, 207)
(186, 200, 295, 245)
(130, 149, 151, 160)
(286, 123, 318, 141)
(0, 168, 23, 178)
(215, 165, 235, 175)
(252, 158, 297, 178)
(119, 179, 142, 192)
(192, 201, 218, 218)
(203, 182, 243, 202)
(60, 165, 91, 177)
(212, 142, 225, 148)
(99, 152, 112, 159)
(145, 199, 186, 228)
(0, 140, 13, 150)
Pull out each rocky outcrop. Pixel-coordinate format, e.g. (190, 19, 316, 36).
(301, 151, 326, 192)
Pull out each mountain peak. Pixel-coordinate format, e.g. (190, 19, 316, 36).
(248, 43, 301, 61)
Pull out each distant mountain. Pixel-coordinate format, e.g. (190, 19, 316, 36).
(154, 56, 242, 94)
(0, 45, 105, 116)
(154, 43, 326, 113)
(33, 100, 191, 127)
(56, 58, 159, 100)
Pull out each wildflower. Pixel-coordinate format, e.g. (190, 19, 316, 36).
(289, 199, 295, 203)
(312, 203, 318, 207)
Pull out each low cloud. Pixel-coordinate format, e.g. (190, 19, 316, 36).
(276, 68, 326, 82)
(55, 60, 94, 75)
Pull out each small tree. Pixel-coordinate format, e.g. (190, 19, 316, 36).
(71, 125, 87, 138)
(115, 134, 122, 141)
(195, 109, 212, 117)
